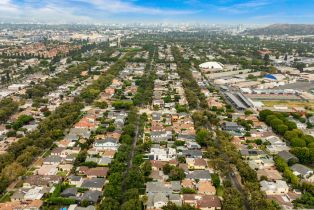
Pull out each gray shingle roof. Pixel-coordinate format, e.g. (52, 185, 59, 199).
(98, 157, 112, 165)
(81, 190, 102, 203)
(154, 193, 168, 203)
(171, 181, 182, 191)
(291, 164, 313, 176)
(187, 170, 211, 180)
(65, 133, 79, 141)
(81, 178, 105, 189)
(240, 149, 265, 156)
(69, 128, 91, 139)
(169, 193, 181, 201)
(181, 149, 202, 158)
(44, 155, 62, 163)
(177, 134, 196, 141)
(278, 151, 298, 162)
(69, 175, 82, 182)
(60, 187, 77, 197)
(146, 182, 171, 194)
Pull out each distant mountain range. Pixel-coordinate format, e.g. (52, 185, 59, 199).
(244, 24, 314, 36)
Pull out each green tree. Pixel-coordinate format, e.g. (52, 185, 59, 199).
(1, 162, 26, 182)
(284, 130, 299, 140)
(290, 138, 306, 147)
(100, 197, 119, 210)
(196, 129, 212, 147)
(141, 160, 152, 177)
(169, 167, 186, 181)
(222, 188, 245, 210)
(211, 173, 220, 188)
(163, 164, 172, 175)
(276, 124, 288, 135)
(244, 110, 253, 116)
(124, 188, 139, 201)
(259, 110, 273, 121)
(121, 199, 142, 210)
(181, 187, 196, 194)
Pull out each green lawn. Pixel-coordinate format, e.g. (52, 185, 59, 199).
(216, 186, 224, 197)
(0, 192, 12, 203)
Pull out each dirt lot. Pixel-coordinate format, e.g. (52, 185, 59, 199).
(262, 100, 314, 110)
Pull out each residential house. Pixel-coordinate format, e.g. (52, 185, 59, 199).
(181, 149, 202, 158)
(0, 200, 43, 210)
(74, 115, 98, 130)
(248, 157, 275, 170)
(102, 149, 116, 158)
(222, 122, 244, 132)
(146, 182, 172, 195)
(149, 170, 166, 181)
(81, 178, 105, 191)
(197, 195, 221, 210)
(51, 147, 65, 156)
(147, 148, 176, 161)
(169, 194, 182, 206)
(181, 179, 195, 189)
(57, 140, 74, 148)
(150, 131, 171, 142)
(153, 99, 165, 108)
(23, 175, 62, 188)
(11, 186, 48, 201)
(186, 158, 207, 170)
(197, 181, 216, 195)
(150, 160, 167, 171)
(65, 154, 77, 163)
(278, 151, 299, 164)
(69, 175, 84, 187)
(240, 149, 267, 160)
(152, 112, 162, 122)
(151, 124, 165, 132)
(186, 141, 201, 150)
(93, 138, 120, 151)
(81, 190, 102, 204)
(257, 168, 283, 181)
(37, 165, 58, 176)
(23, 175, 61, 188)
(291, 164, 314, 181)
(260, 180, 289, 195)
(64, 133, 80, 142)
(147, 193, 168, 209)
(264, 136, 290, 154)
(187, 170, 211, 181)
(182, 194, 221, 210)
(177, 134, 196, 142)
(98, 157, 113, 166)
(43, 155, 63, 165)
(60, 188, 78, 197)
(68, 128, 91, 140)
(84, 167, 108, 178)
(170, 181, 182, 193)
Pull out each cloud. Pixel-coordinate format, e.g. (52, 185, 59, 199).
(24, 4, 95, 23)
(0, 0, 19, 13)
(75, 0, 198, 15)
(218, 0, 271, 14)
(0, 0, 98, 23)
(0, 0, 198, 23)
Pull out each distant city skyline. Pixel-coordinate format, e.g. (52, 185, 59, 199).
(1, 0, 314, 24)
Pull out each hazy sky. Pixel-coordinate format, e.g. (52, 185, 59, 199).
(1, 0, 314, 24)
